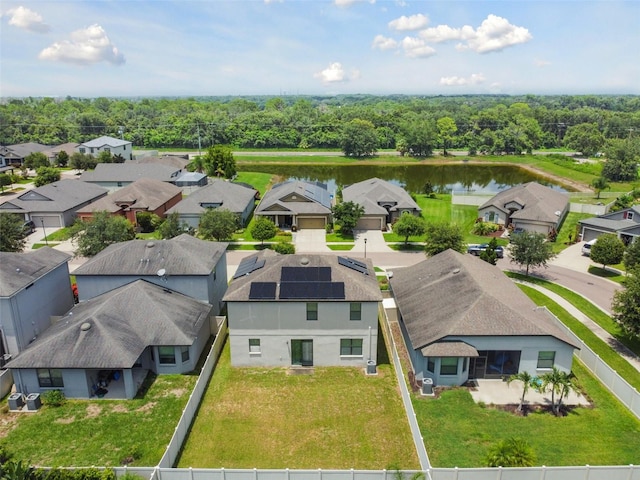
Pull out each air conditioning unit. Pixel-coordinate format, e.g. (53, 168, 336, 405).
(26, 393, 41, 411)
(8, 393, 24, 411)
(422, 378, 434, 395)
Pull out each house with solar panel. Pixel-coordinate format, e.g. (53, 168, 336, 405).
(254, 180, 332, 230)
(223, 251, 382, 368)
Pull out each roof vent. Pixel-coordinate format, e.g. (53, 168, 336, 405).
(80, 322, 91, 331)
(452, 268, 461, 274)
(146, 241, 155, 248)
(300, 257, 310, 266)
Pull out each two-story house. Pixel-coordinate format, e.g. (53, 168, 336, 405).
(76, 136, 133, 160)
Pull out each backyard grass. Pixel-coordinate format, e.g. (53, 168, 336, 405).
(0, 374, 196, 467)
(234, 172, 274, 197)
(177, 342, 419, 469)
(413, 360, 640, 467)
(506, 272, 640, 361)
(552, 212, 593, 253)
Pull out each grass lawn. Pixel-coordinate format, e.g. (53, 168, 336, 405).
(413, 360, 640, 468)
(177, 342, 419, 469)
(552, 212, 593, 254)
(587, 265, 626, 284)
(506, 272, 640, 363)
(0, 374, 196, 467)
(327, 244, 354, 251)
(234, 172, 274, 197)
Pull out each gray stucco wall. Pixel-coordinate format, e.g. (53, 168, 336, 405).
(0, 263, 74, 356)
(227, 301, 379, 367)
(13, 368, 91, 398)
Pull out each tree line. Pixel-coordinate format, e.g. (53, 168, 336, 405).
(2, 94, 640, 155)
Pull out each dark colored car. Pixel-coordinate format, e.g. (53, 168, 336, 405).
(22, 221, 36, 236)
(467, 243, 504, 258)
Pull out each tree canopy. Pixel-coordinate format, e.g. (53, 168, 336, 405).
(198, 208, 238, 241)
(392, 212, 426, 245)
(0, 213, 27, 252)
(331, 201, 364, 235)
(590, 233, 625, 270)
(33, 167, 60, 187)
(612, 266, 640, 338)
(509, 231, 556, 275)
(71, 211, 136, 257)
(158, 212, 187, 239)
(424, 222, 465, 256)
(340, 119, 378, 158)
(250, 217, 278, 245)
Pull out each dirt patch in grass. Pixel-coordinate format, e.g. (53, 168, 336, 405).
(135, 402, 156, 413)
(164, 388, 187, 397)
(85, 404, 102, 418)
(111, 404, 128, 413)
(54, 416, 75, 424)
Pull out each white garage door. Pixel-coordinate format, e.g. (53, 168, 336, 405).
(356, 217, 383, 230)
(30, 215, 62, 228)
(297, 217, 326, 229)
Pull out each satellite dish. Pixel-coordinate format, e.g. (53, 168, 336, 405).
(555, 211, 562, 216)
(157, 268, 166, 277)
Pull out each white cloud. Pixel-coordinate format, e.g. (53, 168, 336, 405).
(419, 24, 468, 43)
(334, 0, 375, 6)
(3, 6, 50, 33)
(264, 0, 283, 3)
(460, 14, 532, 53)
(314, 62, 348, 83)
(440, 73, 486, 86)
(401, 37, 436, 58)
(389, 14, 428, 31)
(372, 34, 398, 51)
(39, 24, 125, 66)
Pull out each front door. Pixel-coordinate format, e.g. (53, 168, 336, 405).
(291, 340, 313, 366)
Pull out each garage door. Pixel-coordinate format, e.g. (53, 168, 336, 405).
(30, 215, 62, 228)
(356, 217, 383, 230)
(297, 217, 326, 229)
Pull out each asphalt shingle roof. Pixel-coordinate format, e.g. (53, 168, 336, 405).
(479, 182, 568, 224)
(0, 248, 71, 297)
(73, 234, 227, 276)
(80, 163, 182, 183)
(255, 181, 332, 215)
(224, 252, 382, 302)
(0, 180, 107, 214)
(343, 178, 421, 215)
(167, 180, 256, 216)
(5, 280, 212, 369)
(389, 249, 577, 351)
(79, 136, 131, 148)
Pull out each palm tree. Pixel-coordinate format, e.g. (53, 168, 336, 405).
(538, 367, 578, 416)
(507, 371, 534, 412)
(485, 437, 536, 467)
(188, 155, 205, 173)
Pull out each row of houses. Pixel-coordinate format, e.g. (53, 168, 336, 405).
(1, 231, 578, 400)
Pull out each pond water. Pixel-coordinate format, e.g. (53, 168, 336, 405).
(237, 163, 569, 195)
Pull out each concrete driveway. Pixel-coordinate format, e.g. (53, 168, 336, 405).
(293, 229, 331, 253)
(352, 229, 394, 253)
(550, 241, 595, 272)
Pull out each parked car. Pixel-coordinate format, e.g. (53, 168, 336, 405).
(22, 221, 36, 236)
(582, 238, 597, 256)
(467, 243, 504, 258)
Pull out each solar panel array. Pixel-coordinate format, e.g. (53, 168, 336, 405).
(281, 266, 331, 282)
(233, 256, 266, 279)
(249, 282, 277, 300)
(279, 281, 345, 299)
(337, 256, 369, 275)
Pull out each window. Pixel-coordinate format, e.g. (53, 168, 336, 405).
(537, 351, 555, 369)
(307, 302, 318, 321)
(181, 346, 190, 363)
(158, 346, 176, 364)
(104, 148, 110, 153)
(79, 147, 85, 154)
(350, 302, 362, 321)
(463, 358, 468, 372)
(340, 339, 363, 356)
(37, 369, 63, 388)
(249, 339, 261, 354)
(440, 358, 458, 375)
(427, 358, 435, 373)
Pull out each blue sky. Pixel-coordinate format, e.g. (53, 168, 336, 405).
(1, 0, 639, 97)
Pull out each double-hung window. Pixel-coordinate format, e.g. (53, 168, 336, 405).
(340, 339, 363, 356)
(307, 302, 318, 321)
(537, 351, 555, 369)
(350, 303, 362, 321)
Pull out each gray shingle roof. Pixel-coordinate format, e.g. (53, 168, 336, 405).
(5, 143, 49, 158)
(73, 234, 227, 276)
(79, 163, 182, 183)
(79, 136, 131, 148)
(343, 178, 421, 215)
(167, 180, 256, 216)
(76, 178, 182, 214)
(0, 247, 71, 297)
(579, 206, 640, 233)
(6, 280, 211, 369)
(255, 181, 332, 215)
(224, 252, 382, 302)
(479, 182, 568, 224)
(0, 180, 107, 214)
(127, 155, 190, 170)
(389, 249, 577, 351)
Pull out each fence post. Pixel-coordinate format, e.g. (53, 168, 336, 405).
(626, 464, 635, 480)
(255, 468, 258, 480)
(351, 468, 354, 480)
(221, 467, 225, 480)
(454, 467, 459, 480)
(189, 467, 194, 480)
(496, 466, 502, 480)
(585, 465, 590, 480)
(539, 465, 546, 480)
(286, 468, 290, 480)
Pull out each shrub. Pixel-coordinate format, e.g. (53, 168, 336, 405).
(271, 241, 295, 254)
(472, 222, 500, 236)
(42, 389, 66, 407)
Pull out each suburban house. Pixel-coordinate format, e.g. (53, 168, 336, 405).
(254, 180, 332, 230)
(0, 143, 49, 167)
(127, 154, 190, 170)
(342, 177, 422, 231)
(0, 179, 108, 228)
(477, 182, 569, 235)
(0, 248, 74, 360)
(224, 252, 382, 368)
(75, 178, 183, 226)
(41, 143, 79, 164)
(79, 163, 183, 192)
(76, 136, 133, 160)
(73, 234, 229, 315)
(6, 279, 215, 399)
(389, 249, 578, 387)
(166, 179, 258, 229)
(579, 206, 640, 245)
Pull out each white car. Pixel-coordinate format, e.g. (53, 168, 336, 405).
(582, 239, 597, 256)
